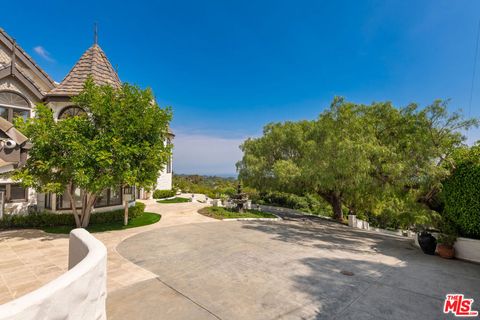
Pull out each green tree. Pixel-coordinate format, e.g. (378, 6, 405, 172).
(14, 78, 172, 227)
(238, 97, 477, 223)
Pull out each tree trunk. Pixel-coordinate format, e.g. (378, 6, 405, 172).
(66, 182, 81, 228)
(331, 195, 343, 221)
(124, 200, 129, 226)
(319, 191, 344, 222)
(80, 192, 96, 228)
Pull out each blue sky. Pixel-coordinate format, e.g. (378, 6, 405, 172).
(2, 0, 480, 175)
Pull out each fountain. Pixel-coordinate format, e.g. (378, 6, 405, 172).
(230, 183, 249, 213)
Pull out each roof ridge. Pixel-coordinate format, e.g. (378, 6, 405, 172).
(0, 28, 56, 87)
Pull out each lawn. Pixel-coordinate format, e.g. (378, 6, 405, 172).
(157, 197, 190, 204)
(42, 211, 161, 234)
(198, 206, 277, 220)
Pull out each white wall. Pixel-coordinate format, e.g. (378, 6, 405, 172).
(454, 237, 480, 264)
(0, 229, 107, 320)
(156, 170, 172, 191)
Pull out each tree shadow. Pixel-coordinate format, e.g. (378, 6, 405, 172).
(241, 219, 480, 320)
(0, 228, 68, 242)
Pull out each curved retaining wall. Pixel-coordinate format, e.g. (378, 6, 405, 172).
(0, 228, 107, 320)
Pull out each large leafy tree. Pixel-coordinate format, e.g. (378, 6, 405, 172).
(14, 78, 172, 227)
(237, 97, 477, 222)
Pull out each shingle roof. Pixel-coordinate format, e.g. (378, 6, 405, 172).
(0, 117, 28, 145)
(47, 44, 121, 96)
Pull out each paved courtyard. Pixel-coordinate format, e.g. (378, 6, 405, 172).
(108, 217, 480, 320)
(0, 196, 213, 303)
(1, 199, 479, 319)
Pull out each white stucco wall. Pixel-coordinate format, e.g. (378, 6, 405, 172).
(156, 170, 172, 191)
(0, 228, 107, 320)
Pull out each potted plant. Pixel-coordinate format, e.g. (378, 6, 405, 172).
(436, 233, 457, 259)
(417, 231, 437, 255)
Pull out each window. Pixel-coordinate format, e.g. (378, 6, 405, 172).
(0, 91, 31, 122)
(13, 109, 29, 121)
(0, 92, 29, 108)
(58, 106, 86, 119)
(0, 107, 8, 119)
(57, 188, 83, 210)
(109, 188, 122, 205)
(45, 193, 51, 209)
(95, 189, 108, 207)
(94, 188, 123, 207)
(56, 187, 123, 209)
(0, 184, 27, 202)
(10, 184, 27, 201)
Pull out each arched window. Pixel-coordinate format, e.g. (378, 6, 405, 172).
(58, 106, 86, 119)
(0, 91, 30, 122)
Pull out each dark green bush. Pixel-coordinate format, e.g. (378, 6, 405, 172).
(0, 202, 146, 229)
(153, 189, 176, 199)
(443, 158, 480, 238)
(258, 191, 332, 217)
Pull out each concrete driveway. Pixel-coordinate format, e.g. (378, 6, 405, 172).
(108, 217, 480, 320)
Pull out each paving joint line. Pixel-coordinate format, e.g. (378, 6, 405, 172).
(155, 277, 223, 320)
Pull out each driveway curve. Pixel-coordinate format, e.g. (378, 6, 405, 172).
(107, 217, 480, 320)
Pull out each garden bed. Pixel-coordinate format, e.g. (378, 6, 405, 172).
(42, 211, 161, 234)
(198, 206, 278, 220)
(157, 197, 190, 204)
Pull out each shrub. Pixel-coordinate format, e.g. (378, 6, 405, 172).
(153, 189, 176, 199)
(257, 191, 332, 217)
(0, 202, 146, 229)
(443, 148, 480, 238)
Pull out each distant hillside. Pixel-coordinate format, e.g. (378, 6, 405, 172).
(173, 174, 238, 197)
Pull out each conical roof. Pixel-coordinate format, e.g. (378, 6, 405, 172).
(48, 44, 121, 96)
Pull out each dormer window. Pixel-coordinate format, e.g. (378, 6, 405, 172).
(0, 91, 30, 122)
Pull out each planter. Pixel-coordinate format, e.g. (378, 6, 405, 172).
(436, 244, 455, 259)
(417, 232, 437, 255)
(454, 237, 480, 263)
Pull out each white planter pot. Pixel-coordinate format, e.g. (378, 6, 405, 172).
(454, 237, 480, 263)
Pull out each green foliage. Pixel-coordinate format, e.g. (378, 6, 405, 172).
(43, 211, 160, 234)
(173, 174, 238, 199)
(0, 202, 145, 229)
(198, 206, 277, 220)
(437, 233, 457, 246)
(157, 197, 190, 203)
(13, 78, 172, 227)
(238, 97, 477, 224)
(443, 144, 480, 238)
(153, 189, 176, 199)
(258, 191, 333, 217)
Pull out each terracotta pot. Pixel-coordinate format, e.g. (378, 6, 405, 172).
(437, 244, 455, 259)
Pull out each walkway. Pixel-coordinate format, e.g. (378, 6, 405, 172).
(0, 197, 215, 304)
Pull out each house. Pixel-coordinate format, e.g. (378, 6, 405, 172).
(0, 28, 173, 215)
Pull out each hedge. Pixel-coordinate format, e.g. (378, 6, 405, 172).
(0, 202, 146, 229)
(153, 189, 176, 199)
(443, 160, 480, 238)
